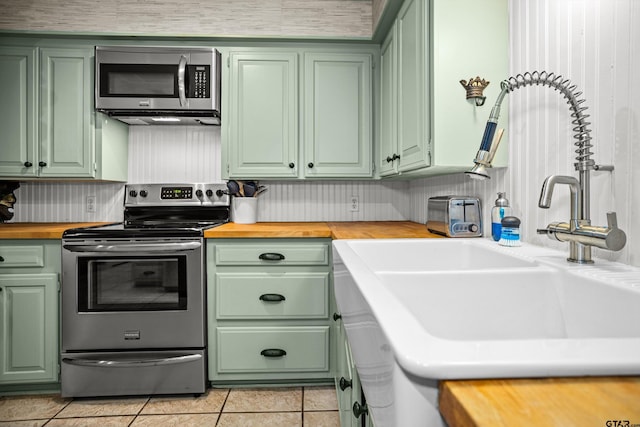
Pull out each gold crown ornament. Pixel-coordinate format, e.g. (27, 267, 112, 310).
(460, 76, 490, 106)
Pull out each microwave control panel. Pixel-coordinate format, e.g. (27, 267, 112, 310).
(187, 65, 210, 98)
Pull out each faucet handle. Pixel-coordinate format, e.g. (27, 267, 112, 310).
(606, 212, 619, 229)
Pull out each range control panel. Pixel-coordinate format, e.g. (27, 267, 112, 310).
(125, 183, 229, 207)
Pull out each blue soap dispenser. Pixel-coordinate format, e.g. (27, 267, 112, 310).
(491, 192, 512, 241)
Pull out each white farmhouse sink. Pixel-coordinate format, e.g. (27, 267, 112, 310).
(332, 238, 640, 427)
(344, 239, 537, 271)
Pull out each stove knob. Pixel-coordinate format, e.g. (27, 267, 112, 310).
(206, 189, 214, 197)
(215, 189, 225, 198)
(195, 189, 203, 198)
(129, 190, 137, 197)
(139, 190, 148, 198)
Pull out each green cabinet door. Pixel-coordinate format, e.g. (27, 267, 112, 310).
(226, 52, 298, 178)
(379, 24, 398, 177)
(39, 47, 94, 178)
(303, 53, 372, 178)
(0, 46, 38, 177)
(0, 273, 59, 384)
(396, 0, 429, 172)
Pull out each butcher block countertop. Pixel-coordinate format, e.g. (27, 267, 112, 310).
(439, 377, 640, 427)
(0, 222, 111, 239)
(204, 221, 441, 239)
(0, 221, 440, 239)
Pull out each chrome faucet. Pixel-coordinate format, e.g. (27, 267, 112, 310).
(537, 175, 626, 263)
(466, 71, 627, 263)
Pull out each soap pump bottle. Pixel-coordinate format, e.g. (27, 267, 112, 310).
(491, 192, 512, 241)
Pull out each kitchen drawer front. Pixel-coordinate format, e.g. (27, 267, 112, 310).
(216, 272, 329, 319)
(215, 243, 329, 266)
(0, 245, 44, 268)
(216, 326, 330, 373)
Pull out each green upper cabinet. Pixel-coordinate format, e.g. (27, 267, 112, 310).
(39, 47, 94, 178)
(377, 0, 508, 178)
(379, 0, 430, 177)
(303, 53, 372, 178)
(0, 43, 128, 181)
(225, 51, 299, 178)
(0, 46, 38, 177)
(379, 24, 398, 177)
(223, 47, 375, 180)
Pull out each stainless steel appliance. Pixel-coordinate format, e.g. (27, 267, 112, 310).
(426, 196, 482, 237)
(95, 46, 221, 125)
(61, 183, 229, 397)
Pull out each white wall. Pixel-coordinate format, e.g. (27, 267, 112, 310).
(411, 0, 640, 267)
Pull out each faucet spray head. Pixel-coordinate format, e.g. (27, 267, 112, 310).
(465, 162, 491, 180)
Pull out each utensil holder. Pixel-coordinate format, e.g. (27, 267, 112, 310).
(232, 197, 258, 224)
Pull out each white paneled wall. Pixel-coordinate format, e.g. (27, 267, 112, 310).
(127, 126, 223, 184)
(12, 182, 125, 223)
(258, 180, 410, 222)
(410, 0, 640, 267)
(10, 126, 410, 223)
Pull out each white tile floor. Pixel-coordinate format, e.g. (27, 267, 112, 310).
(0, 386, 340, 427)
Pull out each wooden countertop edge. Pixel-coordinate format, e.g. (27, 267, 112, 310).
(0, 222, 112, 239)
(1, 221, 441, 239)
(204, 221, 442, 239)
(439, 377, 640, 427)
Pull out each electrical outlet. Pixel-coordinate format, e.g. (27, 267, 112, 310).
(350, 196, 359, 212)
(86, 196, 96, 213)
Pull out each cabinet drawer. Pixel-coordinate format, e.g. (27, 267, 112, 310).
(0, 245, 44, 268)
(216, 327, 329, 373)
(215, 243, 329, 266)
(216, 272, 329, 319)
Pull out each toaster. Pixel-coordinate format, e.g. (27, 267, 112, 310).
(426, 196, 483, 237)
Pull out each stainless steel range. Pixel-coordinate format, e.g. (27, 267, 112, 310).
(61, 183, 229, 398)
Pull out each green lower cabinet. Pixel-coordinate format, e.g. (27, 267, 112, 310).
(216, 326, 330, 374)
(0, 273, 59, 385)
(335, 317, 373, 427)
(207, 239, 335, 384)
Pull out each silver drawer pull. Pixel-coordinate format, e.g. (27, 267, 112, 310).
(259, 293, 286, 302)
(62, 353, 201, 368)
(259, 252, 285, 261)
(260, 348, 287, 358)
(63, 242, 201, 253)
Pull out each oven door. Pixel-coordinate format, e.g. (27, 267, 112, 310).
(62, 238, 205, 351)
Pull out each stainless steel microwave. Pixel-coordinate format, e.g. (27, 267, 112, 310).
(95, 46, 221, 125)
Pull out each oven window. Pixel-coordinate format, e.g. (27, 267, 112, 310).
(77, 256, 187, 311)
(100, 64, 178, 97)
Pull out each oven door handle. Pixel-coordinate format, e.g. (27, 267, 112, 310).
(62, 353, 202, 368)
(63, 242, 202, 253)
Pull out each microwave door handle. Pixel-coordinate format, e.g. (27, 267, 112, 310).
(178, 55, 188, 107)
(63, 242, 201, 252)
